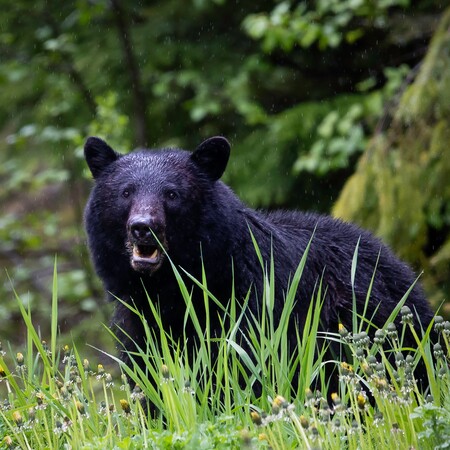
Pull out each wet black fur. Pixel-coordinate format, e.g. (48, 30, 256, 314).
(84, 136, 434, 389)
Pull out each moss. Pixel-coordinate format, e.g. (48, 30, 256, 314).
(333, 7, 450, 310)
(398, 8, 450, 124)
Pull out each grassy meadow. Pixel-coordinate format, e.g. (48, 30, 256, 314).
(1, 251, 449, 449)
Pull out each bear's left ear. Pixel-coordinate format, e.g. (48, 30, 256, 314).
(84, 137, 121, 179)
(191, 136, 230, 181)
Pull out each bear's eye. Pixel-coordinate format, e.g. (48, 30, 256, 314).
(166, 190, 178, 201)
(122, 189, 131, 198)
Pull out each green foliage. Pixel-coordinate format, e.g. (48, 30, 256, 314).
(333, 8, 450, 311)
(411, 403, 450, 449)
(243, 0, 411, 52)
(0, 0, 447, 364)
(1, 258, 450, 449)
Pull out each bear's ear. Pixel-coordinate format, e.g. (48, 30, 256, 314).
(191, 136, 230, 181)
(84, 137, 121, 179)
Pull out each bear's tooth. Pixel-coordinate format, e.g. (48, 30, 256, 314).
(149, 248, 158, 259)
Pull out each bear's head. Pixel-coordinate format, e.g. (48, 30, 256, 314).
(84, 136, 230, 276)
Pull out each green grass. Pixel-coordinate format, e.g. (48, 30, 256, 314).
(1, 253, 450, 449)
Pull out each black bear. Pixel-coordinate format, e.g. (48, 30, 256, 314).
(84, 136, 434, 386)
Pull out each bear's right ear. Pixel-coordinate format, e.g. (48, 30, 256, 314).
(84, 137, 121, 179)
(191, 136, 230, 181)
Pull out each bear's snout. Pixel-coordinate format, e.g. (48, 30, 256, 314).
(128, 215, 163, 242)
(126, 215, 167, 274)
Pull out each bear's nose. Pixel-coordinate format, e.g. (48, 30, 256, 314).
(128, 216, 161, 241)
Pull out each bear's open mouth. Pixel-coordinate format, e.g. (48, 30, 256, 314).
(132, 243, 159, 262)
(129, 241, 165, 273)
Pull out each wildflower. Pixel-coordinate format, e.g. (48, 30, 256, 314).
(405, 355, 415, 367)
(395, 352, 405, 368)
(76, 400, 89, 418)
(304, 388, 315, 407)
(120, 399, 131, 415)
(105, 372, 114, 388)
(339, 362, 355, 383)
(373, 411, 384, 426)
(258, 433, 268, 442)
(392, 369, 401, 384)
(62, 345, 73, 364)
(62, 416, 72, 432)
(331, 393, 346, 414)
(182, 380, 195, 395)
(250, 411, 262, 426)
(319, 403, 332, 423)
(331, 392, 340, 405)
(349, 419, 359, 434)
(391, 422, 404, 435)
(355, 348, 365, 361)
(315, 390, 326, 404)
(271, 395, 285, 415)
(310, 425, 320, 440)
(401, 386, 414, 401)
(99, 401, 107, 415)
(12, 411, 23, 429)
(390, 391, 401, 404)
(425, 394, 434, 403)
(438, 367, 447, 379)
(161, 364, 174, 383)
(338, 323, 351, 341)
(331, 418, 345, 433)
(53, 420, 64, 435)
(96, 364, 105, 380)
(3, 436, 13, 448)
(41, 340, 51, 357)
(35, 392, 47, 410)
(0, 364, 6, 378)
(76, 401, 85, 414)
(400, 306, 413, 325)
(353, 331, 370, 348)
(70, 368, 81, 385)
(66, 382, 74, 395)
(299, 415, 309, 429)
(16, 352, 26, 373)
(2, 399, 11, 410)
(403, 364, 413, 381)
(0, 341, 6, 357)
(444, 320, 450, 337)
(130, 384, 145, 401)
(120, 373, 129, 390)
(374, 329, 386, 345)
(361, 362, 374, 377)
(59, 386, 71, 402)
(357, 392, 367, 411)
(434, 316, 444, 332)
(433, 343, 444, 359)
(27, 407, 36, 424)
(375, 363, 385, 377)
(386, 323, 398, 340)
(83, 359, 94, 375)
(366, 355, 378, 368)
(240, 429, 252, 446)
(372, 377, 389, 394)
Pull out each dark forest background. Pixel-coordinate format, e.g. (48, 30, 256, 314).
(1, 0, 449, 357)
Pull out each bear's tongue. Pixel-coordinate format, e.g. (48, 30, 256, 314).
(133, 244, 159, 262)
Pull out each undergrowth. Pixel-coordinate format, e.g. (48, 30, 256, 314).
(1, 248, 450, 449)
